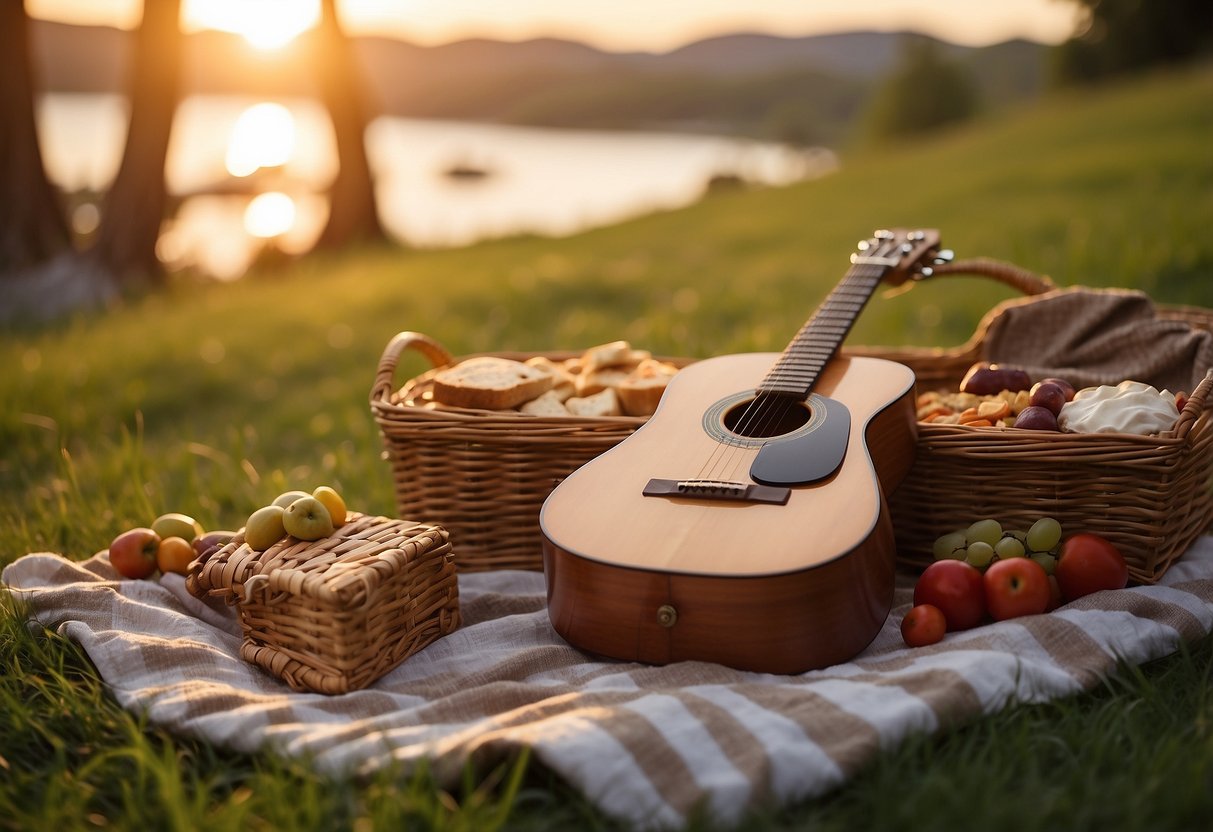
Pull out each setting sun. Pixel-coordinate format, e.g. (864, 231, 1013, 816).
(184, 0, 319, 49)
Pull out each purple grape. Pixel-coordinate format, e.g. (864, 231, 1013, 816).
(1014, 405, 1060, 431)
(1038, 377, 1076, 401)
(1029, 382, 1067, 416)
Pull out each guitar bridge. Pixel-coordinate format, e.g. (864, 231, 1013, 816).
(642, 478, 790, 505)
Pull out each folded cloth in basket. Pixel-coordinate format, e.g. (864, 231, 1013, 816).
(981, 287, 1213, 393)
(5, 542, 1213, 830)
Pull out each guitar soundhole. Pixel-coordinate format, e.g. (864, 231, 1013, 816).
(722, 395, 811, 439)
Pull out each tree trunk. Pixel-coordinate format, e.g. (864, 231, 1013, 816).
(0, 0, 70, 273)
(312, 0, 387, 250)
(89, 0, 183, 287)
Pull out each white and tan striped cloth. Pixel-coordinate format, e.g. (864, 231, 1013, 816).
(6, 540, 1213, 829)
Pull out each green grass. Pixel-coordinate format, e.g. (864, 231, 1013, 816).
(3, 64, 1213, 830)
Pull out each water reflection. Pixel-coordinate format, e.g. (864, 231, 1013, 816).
(226, 102, 296, 177)
(37, 94, 838, 280)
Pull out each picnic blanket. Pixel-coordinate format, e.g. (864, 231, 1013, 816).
(5, 540, 1213, 829)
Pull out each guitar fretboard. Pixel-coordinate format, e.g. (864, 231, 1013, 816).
(757, 264, 886, 398)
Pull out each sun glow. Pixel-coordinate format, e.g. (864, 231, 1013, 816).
(184, 0, 319, 49)
(225, 103, 297, 177)
(244, 192, 297, 238)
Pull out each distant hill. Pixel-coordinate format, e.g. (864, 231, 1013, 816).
(28, 20, 1048, 144)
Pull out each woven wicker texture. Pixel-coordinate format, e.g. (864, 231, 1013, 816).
(370, 331, 690, 572)
(848, 261, 1213, 583)
(187, 513, 459, 694)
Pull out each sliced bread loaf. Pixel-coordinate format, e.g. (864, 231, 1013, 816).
(432, 357, 553, 410)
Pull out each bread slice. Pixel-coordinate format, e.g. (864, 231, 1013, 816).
(519, 390, 570, 416)
(565, 387, 622, 417)
(575, 367, 630, 397)
(617, 359, 679, 416)
(432, 357, 553, 410)
(581, 340, 651, 372)
(525, 356, 576, 402)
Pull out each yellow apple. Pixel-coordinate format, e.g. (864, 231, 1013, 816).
(244, 505, 287, 551)
(311, 486, 347, 528)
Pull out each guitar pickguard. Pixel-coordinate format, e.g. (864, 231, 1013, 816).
(750, 395, 851, 486)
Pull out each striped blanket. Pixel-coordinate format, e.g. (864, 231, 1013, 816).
(5, 539, 1213, 829)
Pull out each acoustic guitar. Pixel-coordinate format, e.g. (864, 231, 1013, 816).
(541, 228, 947, 674)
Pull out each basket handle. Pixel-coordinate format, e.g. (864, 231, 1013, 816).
(370, 331, 455, 403)
(921, 257, 1056, 297)
(1172, 369, 1213, 441)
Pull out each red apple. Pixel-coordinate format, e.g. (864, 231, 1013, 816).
(984, 557, 1050, 621)
(108, 527, 161, 579)
(1056, 533, 1129, 601)
(913, 560, 986, 631)
(901, 604, 947, 647)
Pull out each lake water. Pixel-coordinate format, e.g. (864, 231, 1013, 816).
(36, 94, 838, 279)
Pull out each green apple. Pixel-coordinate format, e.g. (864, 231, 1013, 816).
(282, 496, 334, 541)
(244, 505, 287, 551)
(151, 512, 203, 543)
(109, 527, 161, 579)
(271, 490, 312, 509)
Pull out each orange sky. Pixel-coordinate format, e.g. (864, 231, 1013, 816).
(27, 0, 1081, 52)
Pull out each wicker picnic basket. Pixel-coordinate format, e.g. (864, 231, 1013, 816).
(370, 332, 692, 572)
(847, 260, 1213, 583)
(186, 513, 459, 694)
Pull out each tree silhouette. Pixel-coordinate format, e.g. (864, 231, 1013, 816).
(88, 0, 182, 287)
(0, 0, 70, 274)
(1053, 0, 1213, 84)
(311, 0, 386, 249)
(863, 37, 978, 142)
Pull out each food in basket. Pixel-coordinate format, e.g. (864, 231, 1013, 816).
(524, 356, 576, 401)
(959, 362, 1032, 395)
(312, 486, 348, 528)
(283, 496, 336, 541)
(245, 505, 287, 551)
(1013, 405, 1060, 431)
(566, 387, 622, 417)
(432, 356, 554, 409)
(243, 485, 350, 550)
(427, 340, 681, 418)
(617, 358, 680, 416)
(1057, 380, 1181, 435)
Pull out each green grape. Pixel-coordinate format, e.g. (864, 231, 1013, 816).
(965, 519, 1003, 548)
(1031, 553, 1058, 575)
(1004, 529, 1028, 545)
(994, 536, 1026, 559)
(1026, 517, 1063, 553)
(965, 541, 996, 569)
(932, 531, 967, 561)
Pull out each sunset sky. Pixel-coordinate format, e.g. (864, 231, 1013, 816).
(27, 0, 1081, 52)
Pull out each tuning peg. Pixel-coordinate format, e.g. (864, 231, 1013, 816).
(856, 240, 871, 252)
(933, 249, 955, 265)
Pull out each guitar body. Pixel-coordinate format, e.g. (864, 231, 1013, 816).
(541, 352, 918, 674)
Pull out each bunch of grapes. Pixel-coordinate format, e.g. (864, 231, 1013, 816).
(932, 517, 1063, 575)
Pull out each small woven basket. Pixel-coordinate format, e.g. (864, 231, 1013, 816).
(186, 513, 459, 694)
(847, 260, 1213, 583)
(369, 331, 691, 572)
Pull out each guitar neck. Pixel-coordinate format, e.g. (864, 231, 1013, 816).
(758, 262, 887, 399)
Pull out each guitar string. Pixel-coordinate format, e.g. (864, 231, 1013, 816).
(700, 280, 862, 483)
(698, 266, 886, 485)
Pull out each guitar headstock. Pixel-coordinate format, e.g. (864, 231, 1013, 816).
(851, 228, 951, 286)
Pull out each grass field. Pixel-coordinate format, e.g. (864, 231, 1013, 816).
(2, 65, 1213, 830)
